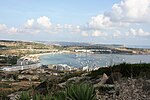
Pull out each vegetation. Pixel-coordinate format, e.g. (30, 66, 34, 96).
(112, 63, 150, 78)
(0, 40, 62, 50)
(0, 91, 10, 100)
(88, 63, 150, 78)
(0, 40, 62, 58)
(60, 71, 84, 83)
(65, 83, 96, 100)
(1, 63, 150, 99)
(88, 67, 111, 78)
(0, 55, 18, 65)
(0, 83, 12, 88)
(19, 83, 96, 100)
(0, 45, 7, 49)
(19, 91, 30, 100)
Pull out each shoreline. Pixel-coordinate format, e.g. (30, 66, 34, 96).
(20, 51, 150, 66)
(20, 52, 58, 62)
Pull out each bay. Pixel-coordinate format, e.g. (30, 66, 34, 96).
(39, 53, 150, 68)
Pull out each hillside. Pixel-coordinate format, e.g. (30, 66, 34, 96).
(0, 63, 150, 100)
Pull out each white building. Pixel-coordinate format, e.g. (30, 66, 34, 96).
(2, 63, 41, 71)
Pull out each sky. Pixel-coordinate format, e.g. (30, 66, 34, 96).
(0, 0, 150, 45)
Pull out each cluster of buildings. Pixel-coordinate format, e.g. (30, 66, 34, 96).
(1, 53, 101, 72)
(75, 49, 112, 54)
(82, 66, 101, 72)
(47, 64, 78, 71)
(17, 58, 38, 66)
(1, 63, 41, 71)
(45, 64, 100, 72)
(1, 55, 41, 71)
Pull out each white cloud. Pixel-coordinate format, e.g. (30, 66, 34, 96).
(64, 24, 72, 29)
(86, 0, 150, 39)
(56, 24, 63, 29)
(0, 24, 19, 35)
(21, 16, 82, 34)
(113, 30, 121, 37)
(37, 16, 52, 28)
(8, 27, 18, 33)
(88, 0, 150, 30)
(107, 0, 150, 23)
(25, 19, 34, 28)
(76, 25, 80, 29)
(62, 24, 81, 33)
(92, 30, 107, 37)
(88, 14, 112, 29)
(0, 24, 7, 31)
(88, 14, 130, 30)
(126, 28, 150, 36)
(82, 31, 89, 37)
(19, 28, 40, 34)
(75, 25, 80, 32)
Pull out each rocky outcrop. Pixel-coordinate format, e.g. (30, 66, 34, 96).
(143, 79, 150, 95)
(106, 72, 122, 84)
(18, 75, 39, 81)
(21, 69, 34, 74)
(58, 76, 91, 88)
(93, 73, 109, 87)
(7, 91, 21, 100)
(95, 78, 150, 100)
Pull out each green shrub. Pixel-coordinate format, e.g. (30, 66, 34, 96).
(58, 91, 70, 100)
(18, 83, 97, 100)
(88, 67, 111, 78)
(60, 72, 83, 83)
(45, 94, 56, 100)
(112, 63, 150, 77)
(0, 91, 9, 100)
(19, 91, 30, 100)
(44, 83, 96, 100)
(32, 93, 44, 100)
(65, 83, 96, 100)
(88, 63, 150, 78)
(0, 83, 11, 88)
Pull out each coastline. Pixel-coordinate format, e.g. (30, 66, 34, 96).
(20, 51, 77, 62)
(20, 52, 57, 62)
(20, 51, 150, 67)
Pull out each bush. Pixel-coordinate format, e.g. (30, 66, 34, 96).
(19, 83, 96, 100)
(112, 63, 150, 78)
(88, 63, 150, 78)
(88, 67, 111, 78)
(32, 93, 44, 100)
(0, 91, 9, 100)
(65, 83, 96, 100)
(53, 91, 67, 100)
(0, 83, 11, 88)
(19, 91, 30, 100)
(60, 72, 83, 83)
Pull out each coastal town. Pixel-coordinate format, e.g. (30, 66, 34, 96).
(1, 51, 100, 72)
(1, 0, 150, 99)
(0, 40, 150, 100)
(1, 40, 150, 72)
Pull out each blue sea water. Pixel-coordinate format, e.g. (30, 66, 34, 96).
(127, 45, 150, 49)
(39, 53, 150, 68)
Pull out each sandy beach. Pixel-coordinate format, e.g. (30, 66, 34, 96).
(20, 52, 63, 62)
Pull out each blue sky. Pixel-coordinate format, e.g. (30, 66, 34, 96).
(0, 0, 150, 45)
(0, 0, 119, 25)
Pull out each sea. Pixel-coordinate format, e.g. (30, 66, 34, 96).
(39, 53, 150, 68)
(127, 45, 150, 49)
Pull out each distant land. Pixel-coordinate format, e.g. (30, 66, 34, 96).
(1, 40, 150, 49)
(37, 41, 124, 47)
(0, 40, 150, 57)
(127, 45, 150, 49)
(37, 41, 150, 49)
